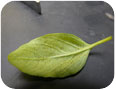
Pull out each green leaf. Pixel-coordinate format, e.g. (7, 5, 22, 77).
(8, 33, 112, 78)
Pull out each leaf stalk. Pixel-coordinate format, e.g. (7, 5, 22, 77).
(89, 36, 112, 49)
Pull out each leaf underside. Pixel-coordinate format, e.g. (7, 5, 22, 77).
(8, 33, 91, 78)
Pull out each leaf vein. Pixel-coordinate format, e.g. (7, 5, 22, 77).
(50, 36, 80, 49)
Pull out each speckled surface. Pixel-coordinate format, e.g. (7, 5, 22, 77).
(1, 1, 114, 89)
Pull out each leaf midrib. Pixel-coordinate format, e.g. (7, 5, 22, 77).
(15, 45, 91, 61)
(14, 36, 112, 60)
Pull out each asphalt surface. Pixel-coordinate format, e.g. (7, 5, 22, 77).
(1, 1, 114, 89)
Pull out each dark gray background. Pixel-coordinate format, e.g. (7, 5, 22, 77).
(1, 1, 114, 89)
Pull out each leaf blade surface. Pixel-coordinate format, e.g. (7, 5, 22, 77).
(8, 33, 112, 77)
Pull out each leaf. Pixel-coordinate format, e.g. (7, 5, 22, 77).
(8, 33, 112, 78)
